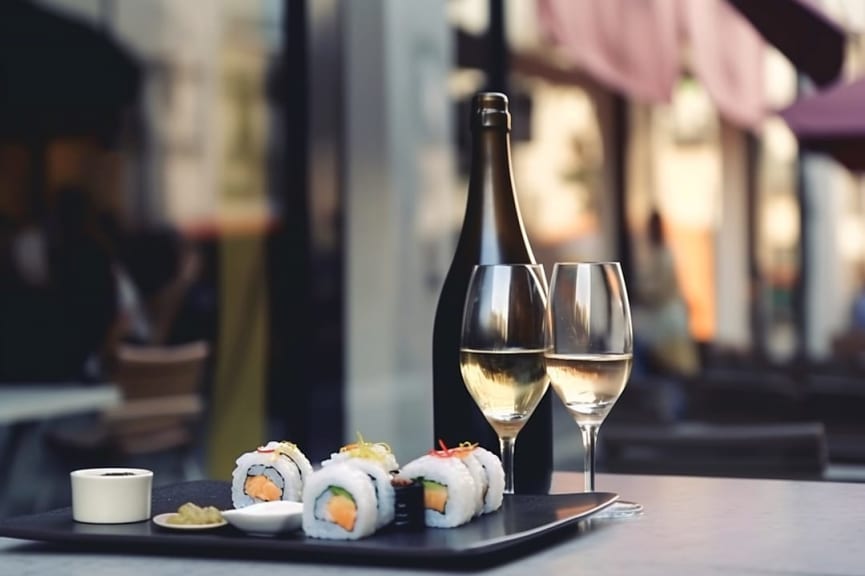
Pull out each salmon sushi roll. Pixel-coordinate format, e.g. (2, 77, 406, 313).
(321, 455, 395, 529)
(302, 463, 378, 540)
(231, 441, 313, 508)
(400, 453, 476, 528)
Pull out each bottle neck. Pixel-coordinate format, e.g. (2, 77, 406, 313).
(473, 125, 513, 179)
(460, 126, 534, 263)
(467, 127, 516, 214)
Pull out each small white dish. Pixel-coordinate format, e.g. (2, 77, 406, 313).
(152, 512, 228, 531)
(221, 501, 303, 536)
(71, 468, 153, 524)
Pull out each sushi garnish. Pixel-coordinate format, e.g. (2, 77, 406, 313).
(256, 441, 301, 459)
(429, 439, 478, 459)
(339, 432, 395, 465)
(253, 442, 307, 484)
(274, 441, 302, 456)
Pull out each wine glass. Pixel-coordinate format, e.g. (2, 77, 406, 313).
(546, 262, 642, 516)
(459, 264, 550, 494)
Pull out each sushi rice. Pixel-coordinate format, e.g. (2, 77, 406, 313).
(458, 451, 488, 517)
(471, 446, 505, 514)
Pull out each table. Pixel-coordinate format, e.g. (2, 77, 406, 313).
(0, 384, 120, 514)
(0, 384, 120, 425)
(2, 472, 864, 575)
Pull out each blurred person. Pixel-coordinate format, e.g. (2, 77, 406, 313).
(45, 187, 119, 381)
(0, 219, 61, 381)
(632, 210, 699, 378)
(0, 191, 202, 381)
(0, 187, 124, 381)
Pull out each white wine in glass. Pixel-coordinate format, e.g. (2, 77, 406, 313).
(546, 262, 642, 517)
(545, 353, 633, 427)
(460, 348, 549, 439)
(459, 264, 550, 494)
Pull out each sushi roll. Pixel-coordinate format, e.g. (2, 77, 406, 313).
(326, 433, 400, 473)
(302, 463, 378, 540)
(456, 448, 488, 517)
(391, 475, 425, 531)
(400, 452, 477, 528)
(322, 452, 395, 529)
(231, 441, 313, 508)
(471, 446, 505, 514)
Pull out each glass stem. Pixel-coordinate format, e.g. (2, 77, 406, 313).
(500, 436, 516, 494)
(580, 425, 600, 492)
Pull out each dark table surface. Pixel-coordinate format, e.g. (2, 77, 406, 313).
(2, 472, 864, 575)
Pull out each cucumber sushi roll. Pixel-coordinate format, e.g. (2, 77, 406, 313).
(322, 452, 395, 529)
(231, 441, 313, 508)
(302, 463, 378, 540)
(400, 452, 477, 528)
(471, 446, 505, 514)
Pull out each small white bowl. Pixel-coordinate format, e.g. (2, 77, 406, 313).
(221, 501, 303, 536)
(70, 468, 153, 524)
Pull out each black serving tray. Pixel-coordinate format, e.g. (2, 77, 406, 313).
(0, 481, 617, 569)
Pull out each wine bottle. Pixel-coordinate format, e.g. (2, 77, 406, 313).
(432, 92, 553, 494)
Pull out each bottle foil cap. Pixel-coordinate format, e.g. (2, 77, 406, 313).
(472, 92, 511, 131)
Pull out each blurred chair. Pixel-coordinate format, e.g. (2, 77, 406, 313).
(688, 368, 804, 423)
(597, 422, 828, 480)
(805, 374, 865, 463)
(46, 341, 209, 481)
(831, 330, 865, 370)
(608, 374, 690, 425)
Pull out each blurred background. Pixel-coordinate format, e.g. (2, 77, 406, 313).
(2, 0, 865, 516)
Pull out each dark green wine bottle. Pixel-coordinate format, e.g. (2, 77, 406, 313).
(432, 92, 553, 494)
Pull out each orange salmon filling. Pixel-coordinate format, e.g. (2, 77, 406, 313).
(327, 494, 357, 531)
(424, 482, 448, 513)
(245, 475, 282, 501)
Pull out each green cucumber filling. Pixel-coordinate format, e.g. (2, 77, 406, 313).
(328, 485, 355, 502)
(421, 479, 445, 491)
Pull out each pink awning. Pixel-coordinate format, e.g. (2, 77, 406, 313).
(682, 0, 764, 128)
(538, 0, 766, 129)
(537, 0, 680, 104)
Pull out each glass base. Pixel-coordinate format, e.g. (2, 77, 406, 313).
(594, 499, 643, 519)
